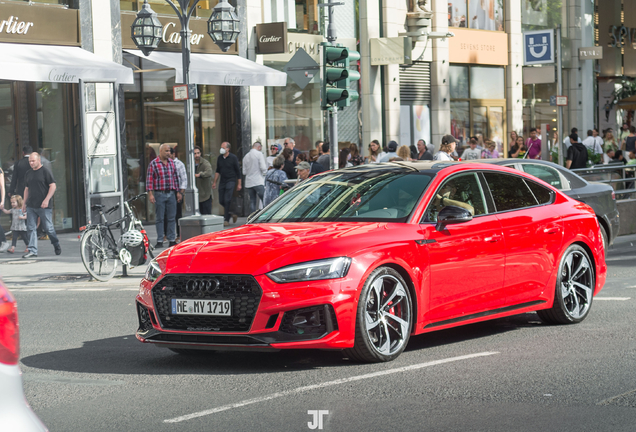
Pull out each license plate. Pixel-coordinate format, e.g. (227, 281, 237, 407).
(171, 299, 231, 316)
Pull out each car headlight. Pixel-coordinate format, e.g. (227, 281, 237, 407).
(144, 259, 163, 282)
(267, 257, 352, 283)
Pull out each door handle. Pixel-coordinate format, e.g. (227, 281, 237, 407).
(543, 227, 560, 235)
(484, 234, 503, 243)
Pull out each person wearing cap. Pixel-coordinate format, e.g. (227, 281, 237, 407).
(434, 135, 457, 161)
(378, 140, 399, 162)
(295, 161, 312, 182)
(566, 133, 589, 169)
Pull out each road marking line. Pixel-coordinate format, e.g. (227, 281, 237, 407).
(594, 297, 631, 301)
(597, 388, 636, 406)
(163, 351, 499, 424)
(15, 288, 66, 292)
(67, 288, 111, 291)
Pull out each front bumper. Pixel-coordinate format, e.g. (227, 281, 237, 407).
(135, 273, 358, 351)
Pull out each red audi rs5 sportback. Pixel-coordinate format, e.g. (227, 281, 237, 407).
(136, 161, 606, 363)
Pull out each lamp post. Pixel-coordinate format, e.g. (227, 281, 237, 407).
(131, 0, 240, 216)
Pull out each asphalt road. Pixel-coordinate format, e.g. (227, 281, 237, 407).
(13, 236, 636, 432)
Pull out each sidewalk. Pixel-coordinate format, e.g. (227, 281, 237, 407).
(0, 216, 248, 289)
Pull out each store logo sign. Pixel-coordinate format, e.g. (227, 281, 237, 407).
(0, 16, 34, 35)
(224, 75, 245, 85)
(48, 69, 77, 83)
(255, 22, 287, 54)
(162, 22, 205, 46)
(609, 25, 636, 49)
(523, 29, 554, 65)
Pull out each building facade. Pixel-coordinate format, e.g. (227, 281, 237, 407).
(0, 0, 600, 235)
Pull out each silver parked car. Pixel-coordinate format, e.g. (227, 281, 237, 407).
(0, 281, 48, 432)
(483, 159, 619, 247)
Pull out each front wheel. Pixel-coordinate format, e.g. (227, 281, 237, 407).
(80, 228, 118, 282)
(537, 244, 595, 324)
(344, 267, 413, 363)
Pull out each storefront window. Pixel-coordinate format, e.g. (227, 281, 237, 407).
(521, 0, 565, 34)
(448, 0, 504, 31)
(6, 0, 72, 5)
(264, 0, 321, 34)
(122, 53, 231, 221)
(470, 66, 505, 99)
(449, 66, 469, 99)
(120, 0, 217, 17)
(264, 62, 322, 151)
(450, 65, 506, 153)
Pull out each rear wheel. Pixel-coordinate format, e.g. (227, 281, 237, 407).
(80, 228, 118, 282)
(538, 244, 594, 324)
(344, 267, 412, 363)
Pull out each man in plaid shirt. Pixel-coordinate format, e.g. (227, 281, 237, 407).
(147, 144, 181, 247)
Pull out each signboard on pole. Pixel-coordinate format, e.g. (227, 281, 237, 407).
(579, 46, 603, 60)
(284, 48, 319, 90)
(523, 29, 555, 65)
(556, 95, 568, 106)
(173, 85, 188, 101)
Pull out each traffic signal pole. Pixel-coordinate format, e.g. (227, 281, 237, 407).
(320, 0, 342, 170)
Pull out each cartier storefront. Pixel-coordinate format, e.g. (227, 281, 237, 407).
(0, 2, 132, 233)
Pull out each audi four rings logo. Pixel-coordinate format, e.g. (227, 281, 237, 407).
(186, 278, 220, 293)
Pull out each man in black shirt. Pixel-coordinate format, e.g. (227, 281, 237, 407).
(212, 142, 242, 226)
(566, 134, 589, 170)
(22, 152, 61, 258)
(9, 145, 32, 198)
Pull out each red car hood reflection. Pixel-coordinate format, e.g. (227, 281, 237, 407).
(165, 222, 402, 275)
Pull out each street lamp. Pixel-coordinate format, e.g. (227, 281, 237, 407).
(131, 0, 240, 216)
(130, 1, 162, 56)
(207, 0, 241, 53)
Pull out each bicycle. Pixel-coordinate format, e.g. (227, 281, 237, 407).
(79, 193, 154, 282)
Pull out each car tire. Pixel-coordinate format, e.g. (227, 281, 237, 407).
(168, 348, 216, 356)
(537, 244, 595, 325)
(344, 267, 412, 363)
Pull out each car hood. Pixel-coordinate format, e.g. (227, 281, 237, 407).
(164, 222, 408, 275)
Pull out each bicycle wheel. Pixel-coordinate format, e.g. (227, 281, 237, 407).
(80, 228, 118, 282)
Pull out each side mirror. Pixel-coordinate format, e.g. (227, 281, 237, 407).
(436, 205, 473, 231)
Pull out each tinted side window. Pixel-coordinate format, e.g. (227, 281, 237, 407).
(425, 173, 487, 222)
(526, 180, 554, 205)
(484, 172, 538, 212)
(522, 164, 563, 189)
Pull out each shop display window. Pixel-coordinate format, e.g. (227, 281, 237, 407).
(264, 0, 321, 34)
(448, 0, 504, 31)
(120, 0, 217, 17)
(450, 65, 506, 154)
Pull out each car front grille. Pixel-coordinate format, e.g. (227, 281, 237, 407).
(152, 274, 262, 332)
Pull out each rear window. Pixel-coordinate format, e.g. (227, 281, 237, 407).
(526, 180, 555, 205)
(483, 172, 538, 212)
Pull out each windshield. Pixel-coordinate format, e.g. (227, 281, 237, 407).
(253, 167, 433, 223)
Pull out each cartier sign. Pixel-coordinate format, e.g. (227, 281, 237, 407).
(255, 22, 287, 54)
(121, 12, 237, 54)
(0, 4, 79, 46)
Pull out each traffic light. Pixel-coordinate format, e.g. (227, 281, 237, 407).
(321, 44, 360, 110)
(337, 49, 360, 109)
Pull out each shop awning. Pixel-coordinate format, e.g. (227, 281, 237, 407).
(0, 43, 134, 84)
(125, 50, 287, 87)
